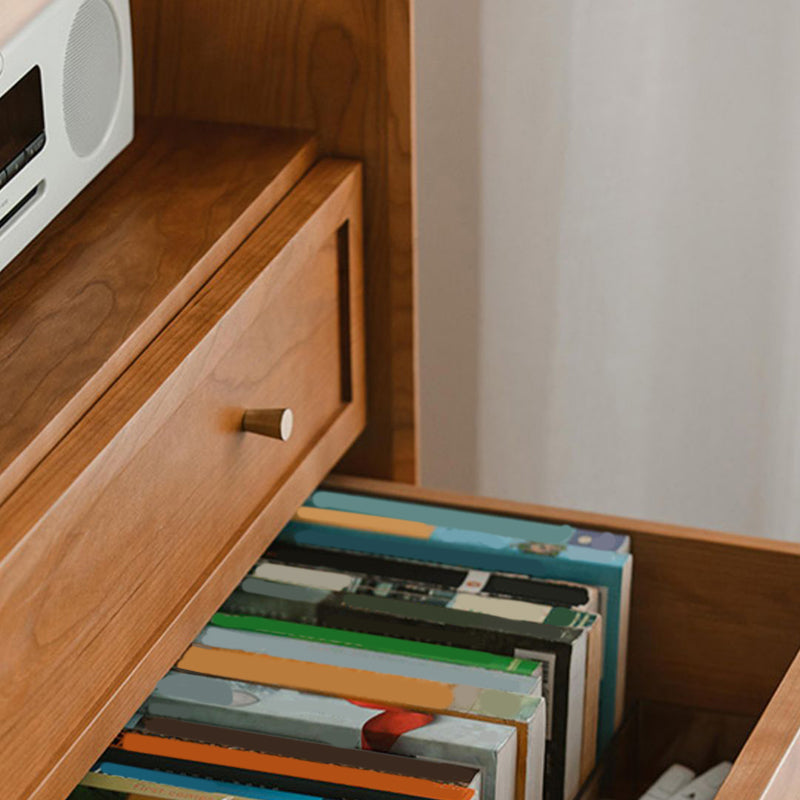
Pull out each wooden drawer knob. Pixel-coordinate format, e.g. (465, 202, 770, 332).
(242, 408, 294, 442)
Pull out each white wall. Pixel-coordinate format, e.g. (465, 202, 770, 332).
(417, 1, 800, 540)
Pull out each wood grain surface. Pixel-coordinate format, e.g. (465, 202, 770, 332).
(716, 650, 800, 800)
(0, 119, 316, 508)
(131, 0, 418, 482)
(1, 160, 365, 800)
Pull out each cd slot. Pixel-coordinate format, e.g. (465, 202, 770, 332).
(0, 180, 44, 234)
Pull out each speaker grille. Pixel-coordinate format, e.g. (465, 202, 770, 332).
(63, 0, 122, 157)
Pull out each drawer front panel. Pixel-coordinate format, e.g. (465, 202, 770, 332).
(0, 161, 364, 800)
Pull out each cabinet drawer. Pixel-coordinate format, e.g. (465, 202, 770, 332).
(321, 476, 800, 800)
(0, 160, 365, 800)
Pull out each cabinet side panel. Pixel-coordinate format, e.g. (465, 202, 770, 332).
(716, 651, 800, 800)
(131, 0, 418, 482)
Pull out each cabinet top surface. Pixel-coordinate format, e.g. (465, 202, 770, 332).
(0, 118, 316, 509)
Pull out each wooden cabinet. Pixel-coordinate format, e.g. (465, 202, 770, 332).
(0, 2, 799, 799)
(0, 122, 366, 799)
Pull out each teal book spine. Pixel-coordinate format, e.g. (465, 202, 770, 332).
(307, 489, 629, 553)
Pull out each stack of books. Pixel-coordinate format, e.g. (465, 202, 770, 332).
(71, 488, 637, 800)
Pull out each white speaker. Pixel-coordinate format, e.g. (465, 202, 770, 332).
(0, 0, 133, 272)
(63, 0, 124, 157)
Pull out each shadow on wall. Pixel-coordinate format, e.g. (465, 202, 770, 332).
(417, 1, 572, 499)
(417, 0, 483, 492)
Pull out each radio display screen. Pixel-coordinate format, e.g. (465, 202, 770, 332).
(0, 66, 45, 174)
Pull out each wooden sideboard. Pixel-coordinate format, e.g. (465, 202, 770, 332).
(1, 3, 799, 799)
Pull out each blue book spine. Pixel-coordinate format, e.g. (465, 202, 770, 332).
(308, 490, 630, 552)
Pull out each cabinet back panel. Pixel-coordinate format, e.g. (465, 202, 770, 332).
(0, 122, 316, 508)
(130, 0, 418, 483)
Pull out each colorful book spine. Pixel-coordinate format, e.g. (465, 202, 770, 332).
(200, 620, 542, 697)
(246, 554, 598, 782)
(110, 732, 478, 800)
(86, 762, 322, 800)
(252, 558, 596, 634)
(280, 500, 632, 753)
(302, 490, 631, 552)
(211, 612, 541, 677)
(132, 716, 484, 800)
(146, 671, 519, 800)
(227, 559, 596, 785)
(319, 592, 582, 800)
(268, 540, 595, 611)
(77, 769, 254, 799)
(222, 579, 581, 800)
(177, 645, 545, 800)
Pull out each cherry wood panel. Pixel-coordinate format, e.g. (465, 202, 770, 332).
(716, 650, 800, 800)
(130, 0, 418, 482)
(0, 160, 365, 800)
(0, 120, 316, 507)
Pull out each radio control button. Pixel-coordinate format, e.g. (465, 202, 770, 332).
(27, 133, 46, 158)
(5, 152, 26, 179)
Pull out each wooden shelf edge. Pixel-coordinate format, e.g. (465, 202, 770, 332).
(0, 119, 318, 512)
(717, 650, 800, 800)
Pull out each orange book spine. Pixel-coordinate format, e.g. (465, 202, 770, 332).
(178, 645, 457, 710)
(176, 645, 529, 800)
(113, 731, 474, 800)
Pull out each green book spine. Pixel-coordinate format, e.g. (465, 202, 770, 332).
(543, 606, 596, 628)
(210, 612, 540, 676)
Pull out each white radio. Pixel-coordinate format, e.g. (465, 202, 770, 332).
(0, 0, 133, 271)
